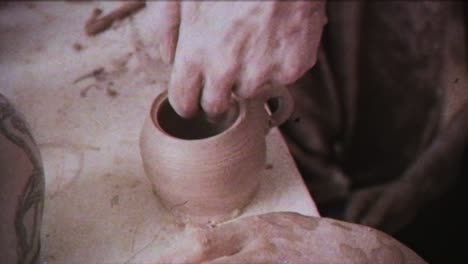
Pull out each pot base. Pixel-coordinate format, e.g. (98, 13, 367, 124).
(152, 182, 260, 225)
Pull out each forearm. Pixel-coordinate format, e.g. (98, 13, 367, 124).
(401, 102, 468, 204)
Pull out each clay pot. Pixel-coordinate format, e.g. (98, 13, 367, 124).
(140, 88, 293, 224)
(0, 93, 45, 264)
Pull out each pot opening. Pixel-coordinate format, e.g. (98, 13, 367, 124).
(156, 100, 239, 140)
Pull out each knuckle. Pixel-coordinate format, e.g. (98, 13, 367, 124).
(247, 84, 268, 98)
(236, 84, 259, 99)
(237, 70, 271, 99)
(277, 64, 304, 85)
(220, 64, 239, 82)
(276, 51, 317, 85)
(208, 59, 239, 83)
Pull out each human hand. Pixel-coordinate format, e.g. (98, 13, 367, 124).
(344, 180, 420, 234)
(155, 212, 426, 263)
(164, 1, 327, 118)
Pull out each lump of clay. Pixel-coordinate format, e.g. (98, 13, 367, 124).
(156, 212, 427, 264)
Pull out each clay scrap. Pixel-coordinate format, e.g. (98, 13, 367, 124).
(85, 1, 146, 36)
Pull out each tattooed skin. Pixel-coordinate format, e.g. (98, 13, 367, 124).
(0, 93, 44, 264)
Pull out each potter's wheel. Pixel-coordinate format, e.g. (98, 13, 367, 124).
(0, 2, 319, 263)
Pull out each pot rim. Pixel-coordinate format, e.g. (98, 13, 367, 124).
(150, 91, 247, 143)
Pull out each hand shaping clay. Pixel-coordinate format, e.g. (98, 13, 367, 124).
(140, 89, 293, 224)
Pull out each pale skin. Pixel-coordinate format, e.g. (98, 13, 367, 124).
(155, 1, 327, 118)
(148, 1, 424, 262)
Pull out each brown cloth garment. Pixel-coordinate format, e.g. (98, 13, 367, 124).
(281, 1, 468, 235)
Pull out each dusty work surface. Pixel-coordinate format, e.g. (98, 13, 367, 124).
(0, 2, 319, 263)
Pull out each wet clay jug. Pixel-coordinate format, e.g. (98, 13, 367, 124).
(0, 93, 45, 264)
(140, 87, 293, 224)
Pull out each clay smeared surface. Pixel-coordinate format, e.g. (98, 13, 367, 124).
(155, 213, 427, 263)
(339, 243, 369, 264)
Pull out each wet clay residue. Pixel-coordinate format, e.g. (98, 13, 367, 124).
(73, 67, 105, 84)
(72, 51, 132, 98)
(372, 230, 407, 263)
(110, 195, 120, 208)
(73, 67, 105, 97)
(375, 229, 396, 247)
(294, 215, 319, 231)
(370, 245, 405, 264)
(339, 243, 369, 264)
(260, 213, 319, 232)
(106, 86, 119, 98)
(72, 42, 85, 52)
(330, 221, 353, 232)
